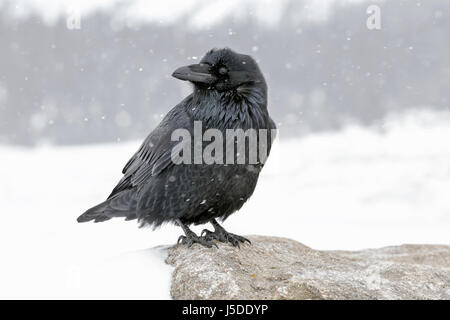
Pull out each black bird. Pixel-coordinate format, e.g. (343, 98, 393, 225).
(77, 48, 276, 248)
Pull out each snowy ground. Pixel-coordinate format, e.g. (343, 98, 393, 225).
(0, 109, 449, 299)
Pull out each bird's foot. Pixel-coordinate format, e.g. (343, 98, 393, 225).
(201, 228, 251, 248)
(177, 231, 218, 248)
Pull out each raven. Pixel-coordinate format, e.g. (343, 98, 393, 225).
(77, 48, 276, 248)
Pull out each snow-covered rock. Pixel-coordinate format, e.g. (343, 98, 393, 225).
(166, 236, 450, 299)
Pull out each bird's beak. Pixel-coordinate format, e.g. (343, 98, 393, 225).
(172, 64, 217, 84)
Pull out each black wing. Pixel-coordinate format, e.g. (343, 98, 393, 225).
(107, 99, 192, 199)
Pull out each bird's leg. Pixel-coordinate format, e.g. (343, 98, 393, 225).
(201, 219, 251, 248)
(176, 219, 217, 248)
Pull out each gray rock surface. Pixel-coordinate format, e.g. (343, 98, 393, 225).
(165, 235, 450, 299)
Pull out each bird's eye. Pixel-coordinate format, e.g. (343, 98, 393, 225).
(218, 67, 228, 75)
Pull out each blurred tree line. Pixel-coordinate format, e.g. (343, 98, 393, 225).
(0, 0, 448, 146)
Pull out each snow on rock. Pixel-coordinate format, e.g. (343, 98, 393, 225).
(166, 235, 450, 300)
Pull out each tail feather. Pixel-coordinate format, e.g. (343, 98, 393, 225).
(77, 200, 112, 223)
(77, 189, 137, 223)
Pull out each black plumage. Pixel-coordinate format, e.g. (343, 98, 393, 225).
(77, 48, 276, 248)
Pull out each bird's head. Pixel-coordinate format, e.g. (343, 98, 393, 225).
(172, 48, 266, 93)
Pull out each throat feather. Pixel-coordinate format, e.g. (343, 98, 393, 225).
(191, 88, 267, 130)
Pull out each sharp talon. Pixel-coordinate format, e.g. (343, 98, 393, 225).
(177, 231, 217, 249)
(178, 220, 249, 249)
